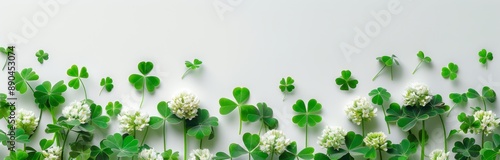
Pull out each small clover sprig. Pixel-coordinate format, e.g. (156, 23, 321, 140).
(447, 92, 468, 116)
(182, 58, 202, 79)
(67, 65, 89, 101)
(478, 49, 493, 65)
(105, 101, 122, 117)
(99, 77, 114, 95)
(466, 86, 496, 110)
(128, 61, 161, 108)
(249, 103, 278, 135)
(215, 132, 268, 160)
(412, 51, 431, 74)
(441, 62, 459, 80)
(373, 54, 399, 81)
(292, 99, 322, 147)
(0, 46, 13, 70)
(35, 50, 49, 64)
(219, 87, 259, 135)
(368, 87, 392, 134)
(279, 76, 295, 101)
(335, 70, 358, 91)
(149, 101, 181, 155)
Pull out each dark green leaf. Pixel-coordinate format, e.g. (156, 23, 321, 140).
(34, 80, 67, 109)
(35, 50, 49, 64)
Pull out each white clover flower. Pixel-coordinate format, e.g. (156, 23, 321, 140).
(138, 148, 162, 160)
(429, 149, 448, 160)
(189, 149, 212, 160)
(259, 130, 292, 155)
(15, 108, 39, 135)
(169, 90, 200, 120)
(345, 97, 377, 125)
(118, 107, 150, 134)
(363, 132, 388, 151)
(42, 146, 62, 160)
(472, 110, 500, 135)
(318, 126, 347, 149)
(62, 101, 91, 124)
(403, 83, 432, 107)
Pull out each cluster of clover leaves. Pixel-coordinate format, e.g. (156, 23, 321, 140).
(0, 46, 498, 160)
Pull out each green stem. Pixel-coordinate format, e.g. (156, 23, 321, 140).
(98, 87, 105, 96)
(270, 150, 274, 160)
(184, 121, 188, 160)
(139, 86, 145, 108)
(2, 57, 7, 70)
(378, 149, 383, 160)
(259, 122, 264, 135)
(163, 123, 166, 152)
(141, 127, 149, 146)
(61, 129, 70, 160)
(439, 115, 447, 151)
(412, 61, 423, 74)
(49, 109, 59, 146)
(305, 125, 308, 147)
(181, 69, 191, 79)
(29, 109, 43, 139)
(238, 106, 242, 135)
(420, 121, 425, 160)
(482, 131, 485, 148)
(361, 118, 365, 137)
(390, 66, 393, 80)
(482, 98, 487, 111)
(79, 78, 88, 101)
(372, 66, 386, 81)
(380, 105, 391, 134)
(447, 104, 456, 117)
(199, 139, 203, 149)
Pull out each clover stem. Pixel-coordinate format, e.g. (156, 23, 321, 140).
(305, 125, 308, 147)
(27, 82, 35, 93)
(259, 122, 264, 135)
(61, 129, 70, 160)
(439, 115, 447, 151)
(79, 78, 88, 101)
(482, 131, 485, 148)
(412, 61, 423, 74)
(163, 123, 167, 152)
(447, 104, 457, 117)
(199, 139, 203, 149)
(181, 69, 191, 79)
(482, 98, 487, 111)
(390, 66, 393, 80)
(420, 121, 425, 160)
(361, 118, 365, 137)
(98, 87, 105, 96)
(139, 86, 145, 108)
(372, 66, 386, 81)
(2, 58, 8, 70)
(378, 149, 383, 160)
(270, 150, 274, 160)
(141, 127, 149, 146)
(238, 106, 242, 135)
(184, 120, 188, 160)
(380, 105, 391, 134)
(49, 108, 59, 145)
(29, 110, 43, 139)
(23, 143, 26, 151)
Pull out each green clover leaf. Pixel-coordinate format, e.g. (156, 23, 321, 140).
(386, 139, 418, 160)
(0, 94, 10, 119)
(466, 86, 496, 110)
(149, 101, 181, 129)
(219, 87, 258, 134)
(369, 87, 391, 105)
(335, 70, 358, 91)
(412, 51, 431, 74)
(99, 77, 114, 95)
(292, 99, 322, 147)
(373, 54, 399, 81)
(102, 133, 139, 158)
(161, 149, 180, 160)
(34, 80, 67, 109)
(441, 62, 459, 80)
(90, 104, 110, 129)
(67, 65, 89, 89)
(246, 102, 278, 133)
(457, 112, 481, 134)
(4, 149, 28, 160)
(14, 68, 39, 94)
(279, 142, 315, 160)
(1, 46, 13, 70)
(105, 101, 122, 117)
(186, 109, 219, 140)
(452, 137, 481, 160)
(182, 58, 203, 79)
(90, 141, 112, 160)
(279, 76, 295, 101)
(478, 49, 493, 65)
(129, 61, 160, 93)
(35, 50, 49, 64)
(219, 133, 268, 160)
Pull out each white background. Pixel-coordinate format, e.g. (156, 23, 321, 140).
(1, 0, 500, 159)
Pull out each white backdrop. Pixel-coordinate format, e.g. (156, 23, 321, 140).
(1, 0, 500, 159)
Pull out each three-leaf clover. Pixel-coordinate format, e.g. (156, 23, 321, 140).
(441, 62, 459, 80)
(279, 142, 315, 160)
(67, 65, 89, 89)
(452, 137, 481, 160)
(335, 70, 358, 91)
(90, 104, 110, 129)
(182, 58, 202, 79)
(457, 112, 480, 134)
(373, 54, 399, 81)
(314, 131, 376, 159)
(34, 80, 67, 109)
(247, 102, 278, 135)
(368, 87, 392, 133)
(387, 139, 418, 160)
(105, 101, 122, 117)
(412, 51, 431, 74)
(35, 50, 49, 64)
(129, 61, 161, 108)
(186, 109, 219, 140)
(219, 87, 258, 135)
(14, 68, 39, 94)
(466, 86, 496, 110)
(478, 49, 493, 65)
(215, 133, 268, 160)
(99, 77, 114, 95)
(90, 141, 112, 160)
(149, 101, 181, 129)
(102, 133, 139, 158)
(292, 99, 322, 147)
(447, 92, 468, 116)
(279, 76, 295, 100)
(0, 46, 13, 70)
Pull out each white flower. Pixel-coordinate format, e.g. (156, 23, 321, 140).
(259, 130, 292, 155)
(345, 97, 377, 125)
(363, 132, 388, 151)
(169, 90, 200, 120)
(403, 83, 432, 107)
(429, 149, 448, 160)
(15, 108, 39, 135)
(62, 101, 91, 124)
(138, 148, 162, 160)
(42, 146, 62, 160)
(118, 107, 150, 134)
(318, 126, 347, 149)
(189, 149, 212, 160)
(472, 110, 500, 135)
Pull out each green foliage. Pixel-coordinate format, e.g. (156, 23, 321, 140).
(186, 109, 219, 140)
(105, 101, 122, 117)
(0, 129, 30, 145)
(102, 133, 139, 158)
(412, 51, 432, 74)
(0, 93, 10, 119)
(369, 87, 391, 105)
(5, 149, 28, 160)
(335, 70, 358, 91)
(34, 80, 67, 109)
(129, 61, 161, 92)
(90, 104, 110, 129)
(67, 65, 89, 89)
(90, 141, 112, 160)
(35, 50, 49, 64)
(14, 68, 39, 94)
(452, 137, 481, 160)
(279, 76, 295, 93)
(456, 112, 480, 134)
(162, 149, 180, 160)
(99, 77, 114, 95)
(478, 49, 493, 65)
(219, 87, 258, 134)
(387, 139, 418, 160)
(480, 134, 500, 159)
(373, 54, 399, 81)
(441, 62, 459, 80)
(182, 58, 203, 79)
(279, 142, 315, 160)
(449, 92, 468, 104)
(216, 133, 268, 160)
(1, 46, 13, 70)
(149, 101, 182, 129)
(292, 99, 322, 127)
(467, 86, 496, 110)
(246, 102, 278, 132)
(315, 131, 376, 159)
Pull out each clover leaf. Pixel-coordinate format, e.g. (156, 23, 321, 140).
(129, 61, 161, 92)
(90, 141, 112, 160)
(35, 50, 49, 64)
(0, 46, 13, 70)
(335, 70, 358, 91)
(0, 93, 11, 119)
(279, 142, 315, 160)
(247, 102, 278, 134)
(318, 131, 375, 159)
(218, 133, 268, 160)
(105, 101, 122, 117)
(14, 68, 39, 94)
(373, 54, 399, 81)
(279, 76, 295, 100)
(412, 51, 431, 74)
(149, 101, 181, 129)
(1, 129, 30, 145)
(479, 49, 493, 65)
(441, 62, 459, 80)
(467, 86, 496, 110)
(182, 58, 202, 79)
(4, 149, 28, 160)
(452, 137, 481, 160)
(102, 133, 139, 158)
(387, 139, 417, 160)
(187, 109, 219, 140)
(457, 112, 480, 134)
(480, 134, 500, 159)
(34, 80, 67, 109)
(67, 65, 89, 89)
(90, 104, 110, 129)
(447, 92, 468, 116)
(219, 87, 258, 134)
(369, 87, 391, 105)
(292, 99, 322, 147)
(99, 77, 114, 95)
(161, 149, 180, 160)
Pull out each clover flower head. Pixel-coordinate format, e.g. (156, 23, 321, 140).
(345, 97, 377, 125)
(169, 90, 200, 120)
(318, 126, 347, 149)
(118, 107, 150, 134)
(259, 129, 292, 155)
(62, 101, 91, 124)
(473, 110, 500, 135)
(363, 132, 388, 151)
(403, 82, 432, 107)
(189, 149, 212, 160)
(15, 108, 39, 135)
(429, 149, 449, 160)
(42, 145, 62, 160)
(138, 148, 162, 160)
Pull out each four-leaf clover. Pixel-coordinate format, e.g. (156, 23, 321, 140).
(279, 76, 295, 100)
(292, 99, 322, 147)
